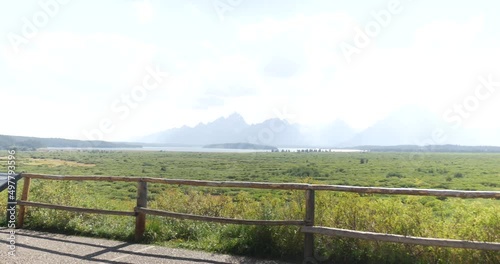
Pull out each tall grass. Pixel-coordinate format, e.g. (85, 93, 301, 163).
(0, 179, 498, 263)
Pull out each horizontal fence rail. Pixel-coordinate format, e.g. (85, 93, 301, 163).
(14, 173, 500, 261)
(135, 207, 305, 226)
(301, 226, 500, 251)
(18, 201, 135, 217)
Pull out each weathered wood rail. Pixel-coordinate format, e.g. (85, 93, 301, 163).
(16, 173, 500, 262)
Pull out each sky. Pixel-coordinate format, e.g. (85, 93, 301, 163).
(1, 0, 499, 141)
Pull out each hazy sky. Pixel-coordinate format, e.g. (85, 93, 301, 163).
(1, 0, 499, 141)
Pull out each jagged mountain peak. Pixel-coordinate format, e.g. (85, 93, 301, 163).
(227, 112, 245, 121)
(209, 113, 247, 127)
(141, 106, 496, 147)
(225, 113, 248, 126)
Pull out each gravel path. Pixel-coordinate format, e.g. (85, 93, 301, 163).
(0, 229, 297, 264)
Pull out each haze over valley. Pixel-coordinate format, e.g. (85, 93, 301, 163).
(141, 106, 500, 148)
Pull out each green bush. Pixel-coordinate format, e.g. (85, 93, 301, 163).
(386, 172, 403, 178)
(284, 166, 321, 178)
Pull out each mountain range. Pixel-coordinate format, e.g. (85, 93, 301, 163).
(0, 135, 140, 150)
(141, 106, 500, 147)
(2, 105, 499, 150)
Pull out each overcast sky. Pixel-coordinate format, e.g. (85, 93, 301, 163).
(1, 0, 499, 141)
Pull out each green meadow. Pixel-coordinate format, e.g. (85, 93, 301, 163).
(0, 150, 499, 263)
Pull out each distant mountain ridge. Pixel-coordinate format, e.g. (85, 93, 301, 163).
(142, 106, 500, 147)
(0, 134, 141, 150)
(4, 106, 499, 150)
(340, 106, 443, 147)
(141, 113, 355, 147)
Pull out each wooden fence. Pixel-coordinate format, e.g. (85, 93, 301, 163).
(16, 173, 500, 261)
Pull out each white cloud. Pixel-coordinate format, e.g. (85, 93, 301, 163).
(135, 0, 154, 24)
(2, 31, 157, 94)
(172, 12, 499, 132)
(0, 93, 92, 139)
(414, 15, 484, 50)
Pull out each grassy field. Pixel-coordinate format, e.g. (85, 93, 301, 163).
(0, 150, 499, 263)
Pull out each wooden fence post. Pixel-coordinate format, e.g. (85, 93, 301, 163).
(135, 181, 148, 241)
(17, 177, 31, 228)
(304, 189, 315, 261)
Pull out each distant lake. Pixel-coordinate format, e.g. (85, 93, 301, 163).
(45, 147, 270, 153)
(144, 147, 270, 153)
(45, 147, 366, 153)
